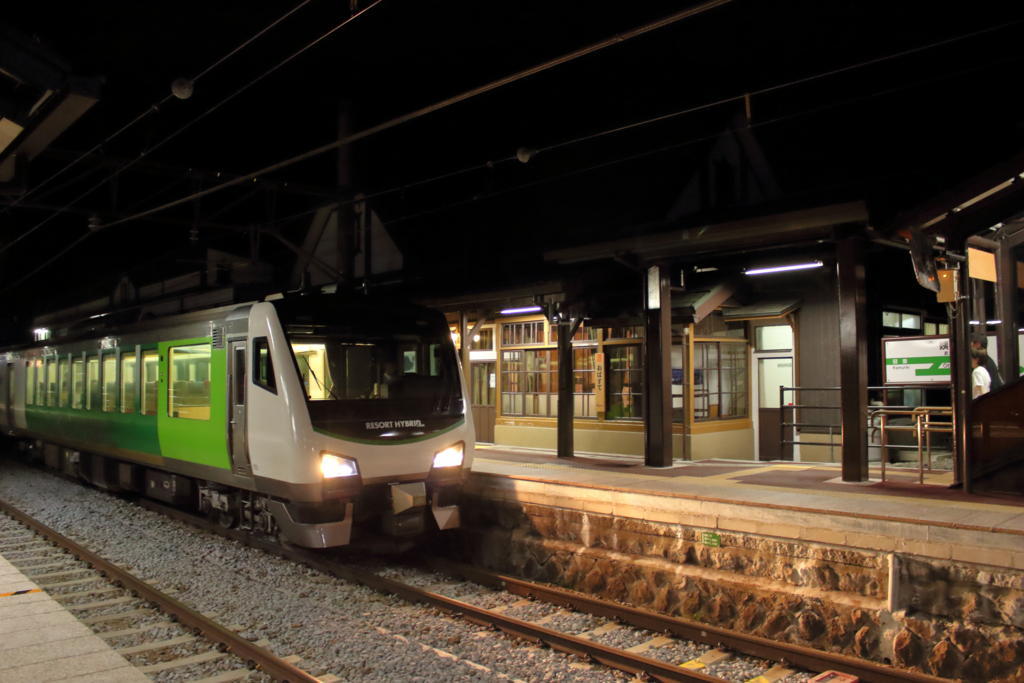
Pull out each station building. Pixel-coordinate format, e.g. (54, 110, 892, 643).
(438, 202, 863, 461)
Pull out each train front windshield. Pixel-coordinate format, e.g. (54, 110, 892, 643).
(286, 325, 464, 439)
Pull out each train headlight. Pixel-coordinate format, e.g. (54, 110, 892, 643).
(320, 453, 359, 478)
(432, 442, 464, 469)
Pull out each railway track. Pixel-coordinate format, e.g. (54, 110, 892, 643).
(137, 499, 948, 683)
(0, 499, 327, 683)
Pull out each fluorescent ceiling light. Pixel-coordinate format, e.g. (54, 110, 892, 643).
(500, 305, 542, 315)
(969, 320, 981, 325)
(986, 320, 1002, 325)
(744, 260, 824, 276)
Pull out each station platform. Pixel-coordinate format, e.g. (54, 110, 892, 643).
(468, 444, 1024, 571)
(0, 554, 146, 682)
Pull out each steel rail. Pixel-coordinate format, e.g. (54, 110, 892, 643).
(134, 500, 949, 683)
(138, 500, 724, 681)
(0, 498, 319, 683)
(290, 547, 724, 682)
(426, 558, 948, 683)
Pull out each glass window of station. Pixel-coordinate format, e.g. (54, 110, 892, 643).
(491, 312, 751, 426)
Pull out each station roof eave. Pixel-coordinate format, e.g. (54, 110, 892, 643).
(721, 299, 800, 321)
(543, 201, 868, 266)
(890, 148, 1024, 246)
(420, 281, 567, 319)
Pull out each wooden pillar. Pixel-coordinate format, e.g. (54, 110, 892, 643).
(837, 237, 868, 482)
(644, 265, 673, 467)
(996, 242, 1019, 382)
(557, 317, 581, 459)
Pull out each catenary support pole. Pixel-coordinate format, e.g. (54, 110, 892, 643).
(837, 236, 868, 482)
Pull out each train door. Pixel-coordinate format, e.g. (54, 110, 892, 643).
(228, 340, 252, 474)
(471, 362, 495, 442)
(1, 363, 10, 428)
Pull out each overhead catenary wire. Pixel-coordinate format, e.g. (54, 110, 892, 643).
(9, 44, 1013, 298)
(259, 16, 1024, 232)
(99, 9, 1022, 235)
(88, 0, 732, 233)
(4, 6, 1017, 291)
(0, 0, 381, 261)
(0, 1, 730, 294)
(384, 53, 1024, 228)
(3, 0, 318, 216)
(0, 0, 345, 260)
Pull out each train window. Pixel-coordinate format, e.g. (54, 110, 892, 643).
(58, 357, 70, 407)
(36, 360, 46, 406)
(102, 355, 118, 412)
(86, 356, 100, 409)
(141, 351, 159, 416)
(253, 338, 275, 393)
(402, 349, 418, 374)
(26, 360, 37, 405)
(46, 359, 58, 407)
(121, 352, 137, 414)
(293, 343, 333, 399)
(72, 358, 84, 409)
(169, 344, 211, 420)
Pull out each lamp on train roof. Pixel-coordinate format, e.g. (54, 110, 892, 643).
(499, 305, 542, 315)
(744, 260, 824, 276)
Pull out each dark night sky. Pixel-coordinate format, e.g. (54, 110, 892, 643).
(1, 0, 1023, 334)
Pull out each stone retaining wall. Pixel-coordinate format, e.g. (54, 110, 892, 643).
(459, 496, 1024, 681)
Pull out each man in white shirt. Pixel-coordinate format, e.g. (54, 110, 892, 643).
(971, 348, 991, 398)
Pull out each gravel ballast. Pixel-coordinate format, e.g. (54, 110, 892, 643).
(0, 458, 627, 682)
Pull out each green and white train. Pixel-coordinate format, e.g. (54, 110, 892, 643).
(0, 294, 474, 547)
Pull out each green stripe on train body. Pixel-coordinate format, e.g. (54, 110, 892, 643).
(24, 405, 160, 455)
(24, 344, 161, 456)
(157, 337, 231, 470)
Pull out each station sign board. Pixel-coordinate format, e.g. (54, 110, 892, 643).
(883, 335, 950, 385)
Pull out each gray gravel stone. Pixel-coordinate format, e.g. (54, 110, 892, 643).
(0, 459, 624, 681)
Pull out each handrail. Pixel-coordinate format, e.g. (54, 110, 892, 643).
(779, 386, 954, 483)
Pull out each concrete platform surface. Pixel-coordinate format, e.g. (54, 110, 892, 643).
(469, 445, 1024, 570)
(0, 555, 148, 683)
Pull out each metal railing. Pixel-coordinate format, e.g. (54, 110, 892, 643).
(778, 385, 841, 461)
(779, 386, 954, 483)
(871, 406, 954, 484)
